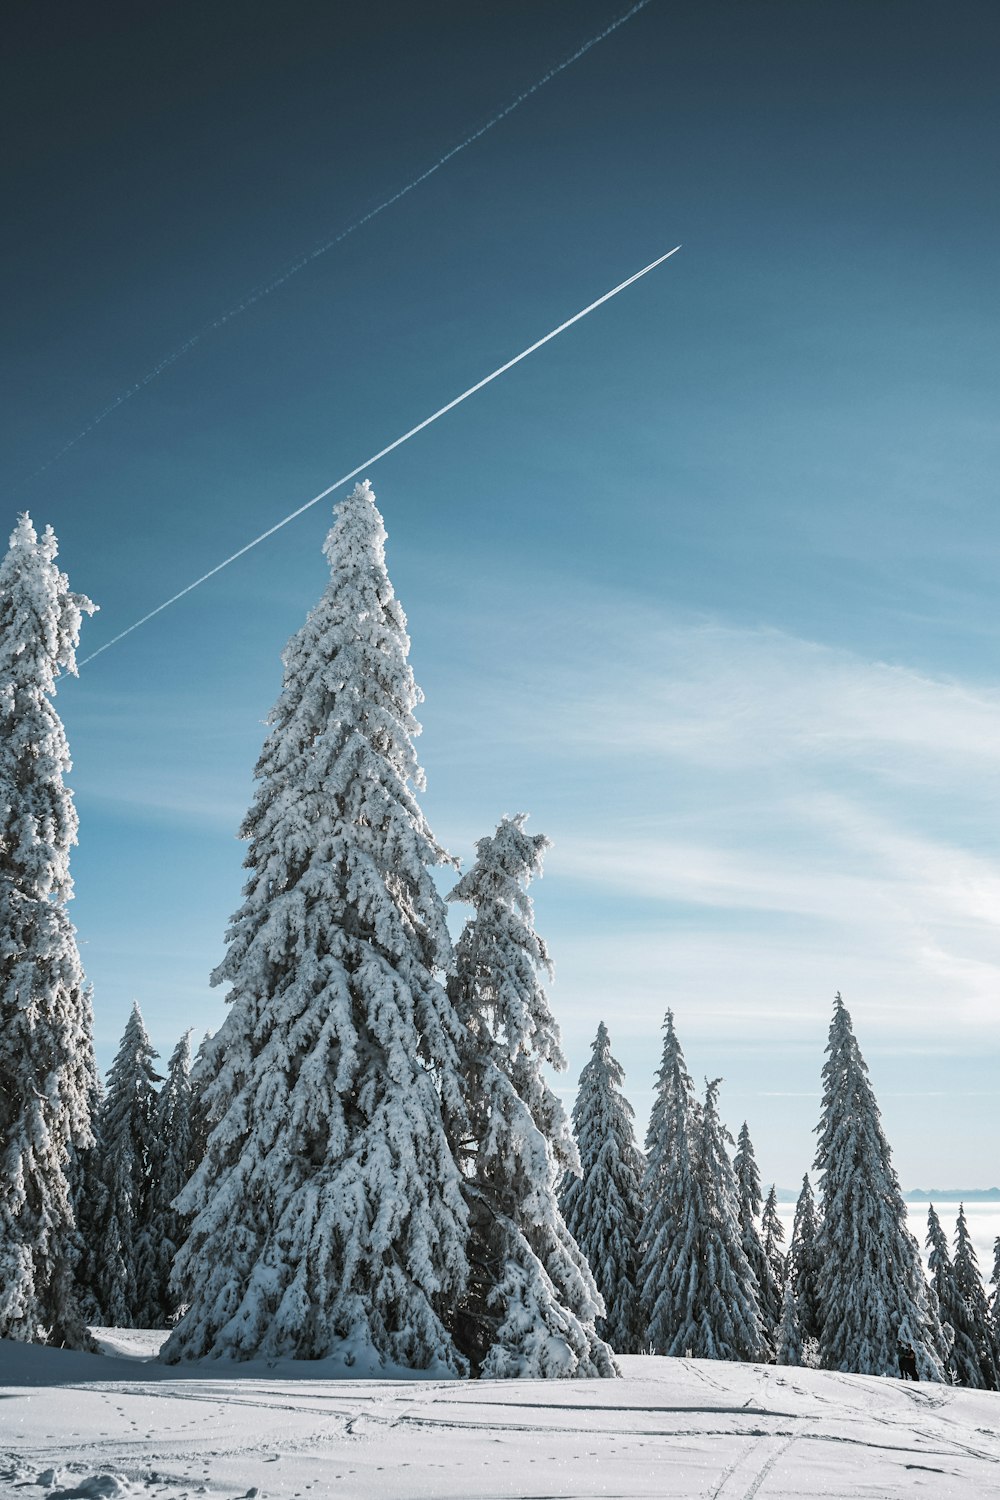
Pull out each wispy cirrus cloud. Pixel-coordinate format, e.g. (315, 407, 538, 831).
(429, 579, 1000, 1108)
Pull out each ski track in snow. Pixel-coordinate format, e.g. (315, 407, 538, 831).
(2, 1338, 1000, 1499)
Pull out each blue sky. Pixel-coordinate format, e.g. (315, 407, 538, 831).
(3, 0, 999, 1188)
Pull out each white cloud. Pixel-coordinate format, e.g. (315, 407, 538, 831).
(508, 616, 1000, 778)
(431, 583, 1000, 1076)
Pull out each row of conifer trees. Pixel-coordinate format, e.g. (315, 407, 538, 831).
(75, 987, 1000, 1389)
(1, 491, 996, 1383)
(560, 1005, 1000, 1386)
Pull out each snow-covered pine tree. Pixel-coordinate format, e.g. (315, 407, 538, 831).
(732, 1123, 779, 1348)
(186, 1031, 214, 1171)
(0, 514, 97, 1348)
(135, 1030, 194, 1327)
(560, 1021, 645, 1353)
(775, 1277, 804, 1367)
(762, 1185, 787, 1298)
(662, 1078, 766, 1361)
(733, 1123, 762, 1225)
(814, 994, 947, 1378)
(638, 1009, 699, 1351)
(164, 482, 470, 1370)
(92, 1003, 160, 1327)
(786, 1174, 821, 1345)
(72, 1071, 105, 1326)
(448, 815, 615, 1378)
(953, 1204, 998, 1390)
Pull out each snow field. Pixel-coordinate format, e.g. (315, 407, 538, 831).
(3, 1337, 1000, 1499)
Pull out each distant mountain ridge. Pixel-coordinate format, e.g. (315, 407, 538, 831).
(904, 1188, 1000, 1202)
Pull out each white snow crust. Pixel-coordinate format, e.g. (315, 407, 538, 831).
(2, 1333, 999, 1498)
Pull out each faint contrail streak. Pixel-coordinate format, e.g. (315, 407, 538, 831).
(19, 0, 654, 491)
(78, 245, 681, 668)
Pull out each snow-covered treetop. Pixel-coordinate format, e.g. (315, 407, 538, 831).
(926, 1203, 950, 1269)
(102, 1002, 160, 1138)
(0, 514, 95, 688)
(0, 513, 96, 904)
(762, 1184, 786, 1253)
(568, 1020, 643, 1189)
(790, 1175, 818, 1256)
(448, 813, 559, 1070)
(734, 1121, 762, 1228)
(217, 479, 455, 995)
(644, 1009, 696, 1164)
(698, 1078, 740, 1219)
(814, 992, 903, 1199)
(574, 1020, 635, 1115)
(953, 1204, 985, 1291)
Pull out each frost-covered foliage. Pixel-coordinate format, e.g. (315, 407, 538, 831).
(560, 1021, 645, 1353)
(0, 514, 97, 1348)
(92, 1003, 160, 1328)
(137, 1031, 194, 1327)
(786, 1174, 821, 1345)
(814, 994, 947, 1379)
(448, 815, 615, 1378)
(657, 1078, 766, 1361)
(952, 1205, 998, 1390)
(732, 1124, 779, 1348)
(164, 482, 470, 1370)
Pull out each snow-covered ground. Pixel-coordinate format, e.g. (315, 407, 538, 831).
(3, 1332, 999, 1499)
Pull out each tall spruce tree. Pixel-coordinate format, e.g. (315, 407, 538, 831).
(639, 1010, 698, 1351)
(0, 514, 97, 1347)
(136, 1030, 194, 1327)
(953, 1204, 998, 1390)
(164, 482, 470, 1369)
(92, 1003, 160, 1327)
(786, 1174, 821, 1345)
(814, 994, 947, 1378)
(448, 815, 615, 1378)
(661, 1079, 766, 1361)
(560, 1021, 645, 1353)
(732, 1124, 778, 1348)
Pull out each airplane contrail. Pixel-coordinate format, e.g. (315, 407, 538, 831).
(18, 0, 654, 492)
(78, 245, 681, 668)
